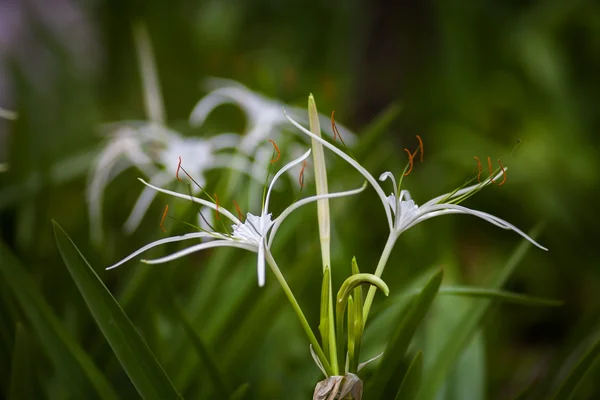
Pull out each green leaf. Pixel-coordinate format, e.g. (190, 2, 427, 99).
(437, 287, 563, 307)
(370, 268, 444, 399)
(8, 323, 36, 400)
(52, 221, 182, 400)
(416, 225, 544, 400)
(552, 336, 600, 400)
(395, 351, 423, 400)
(229, 383, 250, 400)
(319, 267, 331, 360)
(351, 257, 364, 373)
(0, 240, 118, 400)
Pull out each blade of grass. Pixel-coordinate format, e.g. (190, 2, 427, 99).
(395, 351, 423, 400)
(369, 268, 444, 399)
(436, 287, 563, 307)
(52, 221, 182, 400)
(552, 336, 600, 400)
(416, 224, 544, 400)
(0, 240, 118, 399)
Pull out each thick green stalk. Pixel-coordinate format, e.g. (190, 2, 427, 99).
(264, 250, 333, 376)
(308, 95, 338, 374)
(362, 233, 398, 323)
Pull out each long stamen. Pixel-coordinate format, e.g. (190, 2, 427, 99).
(299, 160, 307, 189)
(331, 111, 347, 147)
(487, 156, 496, 184)
(214, 193, 221, 220)
(160, 204, 169, 232)
(403, 148, 414, 176)
(233, 200, 244, 221)
(268, 139, 281, 163)
(497, 159, 507, 187)
(176, 156, 182, 181)
(474, 156, 482, 182)
(415, 134, 424, 162)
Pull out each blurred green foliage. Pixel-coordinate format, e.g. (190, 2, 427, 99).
(1, 0, 600, 398)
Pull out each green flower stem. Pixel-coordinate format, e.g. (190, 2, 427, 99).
(265, 249, 333, 376)
(362, 233, 398, 323)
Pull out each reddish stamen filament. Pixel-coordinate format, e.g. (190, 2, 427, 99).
(176, 156, 183, 181)
(403, 148, 414, 176)
(160, 204, 169, 233)
(299, 160, 307, 188)
(268, 139, 280, 164)
(415, 134, 424, 162)
(214, 193, 221, 220)
(474, 156, 482, 182)
(233, 200, 244, 221)
(497, 159, 507, 186)
(331, 111, 347, 147)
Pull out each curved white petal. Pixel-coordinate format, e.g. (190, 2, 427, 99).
(257, 241, 266, 287)
(263, 148, 312, 213)
(285, 111, 393, 231)
(401, 203, 547, 251)
(106, 232, 222, 270)
(141, 240, 257, 264)
(138, 178, 242, 225)
(268, 182, 368, 248)
(379, 171, 398, 198)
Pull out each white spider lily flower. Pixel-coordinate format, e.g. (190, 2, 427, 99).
(106, 148, 367, 286)
(189, 78, 356, 157)
(285, 113, 547, 251)
(87, 122, 261, 245)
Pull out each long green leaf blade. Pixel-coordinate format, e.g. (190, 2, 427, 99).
(370, 268, 444, 399)
(0, 240, 118, 399)
(395, 351, 423, 400)
(437, 287, 563, 307)
(552, 336, 600, 400)
(8, 323, 36, 400)
(52, 221, 182, 400)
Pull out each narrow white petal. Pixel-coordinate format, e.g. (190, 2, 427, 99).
(106, 232, 221, 270)
(138, 178, 242, 225)
(207, 133, 242, 150)
(379, 171, 398, 198)
(402, 203, 547, 251)
(257, 242, 266, 287)
(285, 110, 393, 230)
(141, 240, 257, 264)
(268, 182, 368, 248)
(263, 148, 312, 213)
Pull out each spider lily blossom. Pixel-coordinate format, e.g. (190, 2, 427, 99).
(87, 122, 261, 244)
(285, 112, 547, 251)
(106, 148, 367, 286)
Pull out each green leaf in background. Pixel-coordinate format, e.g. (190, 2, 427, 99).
(369, 268, 444, 399)
(52, 221, 182, 400)
(319, 267, 331, 362)
(8, 323, 35, 400)
(0, 240, 118, 400)
(416, 225, 544, 400)
(395, 351, 422, 400)
(552, 335, 600, 400)
(437, 287, 563, 307)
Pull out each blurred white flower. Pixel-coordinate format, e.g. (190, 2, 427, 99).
(106, 148, 367, 286)
(87, 122, 260, 245)
(286, 113, 548, 250)
(189, 78, 356, 158)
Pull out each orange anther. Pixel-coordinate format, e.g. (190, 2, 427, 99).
(415, 134, 424, 162)
(233, 200, 244, 221)
(403, 148, 414, 176)
(474, 156, 482, 182)
(487, 156, 496, 184)
(214, 193, 221, 220)
(160, 204, 169, 233)
(497, 159, 507, 187)
(331, 111, 347, 147)
(299, 160, 307, 188)
(268, 139, 280, 164)
(176, 156, 183, 181)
